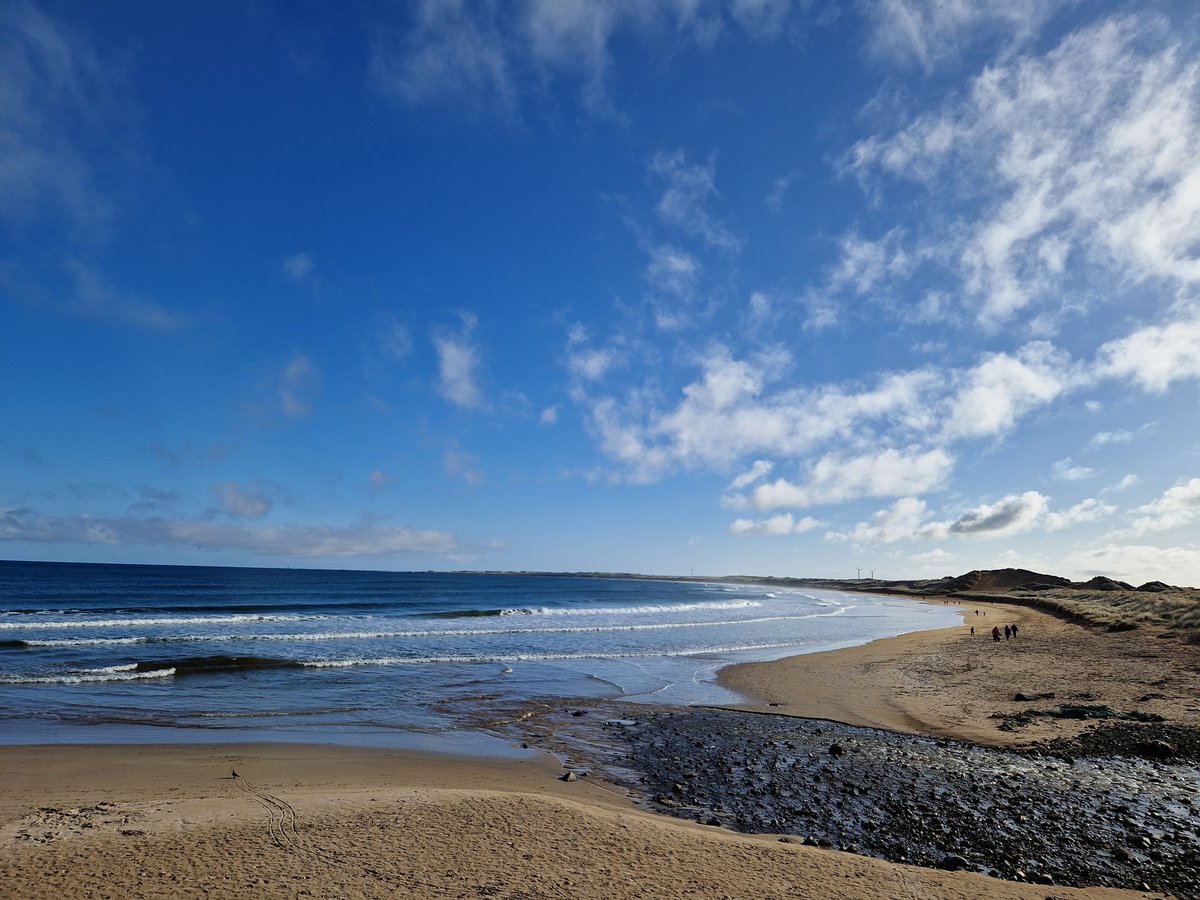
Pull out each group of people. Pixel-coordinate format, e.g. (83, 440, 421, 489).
(968, 620, 1020, 641)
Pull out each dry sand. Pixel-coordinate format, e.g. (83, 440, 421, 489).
(2, 597, 1191, 899)
(719, 598, 1200, 748)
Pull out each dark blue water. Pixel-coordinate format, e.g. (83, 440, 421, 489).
(0, 561, 960, 749)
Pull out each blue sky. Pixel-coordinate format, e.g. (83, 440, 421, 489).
(4, 0, 1200, 584)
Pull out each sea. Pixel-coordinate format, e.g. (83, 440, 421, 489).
(0, 561, 960, 753)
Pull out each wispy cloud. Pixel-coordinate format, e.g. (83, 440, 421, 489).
(848, 15, 1200, 329)
(861, 0, 1068, 71)
(729, 513, 822, 536)
(63, 261, 189, 331)
(369, 1, 804, 119)
(211, 481, 273, 519)
(1052, 458, 1094, 482)
(433, 315, 484, 410)
(279, 353, 320, 419)
(0, 505, 472, 559)
(0, 1, 127, 231)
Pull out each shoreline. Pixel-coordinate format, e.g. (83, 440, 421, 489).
(2, 592, 1196, 897)
(717, 595, 1200, 749)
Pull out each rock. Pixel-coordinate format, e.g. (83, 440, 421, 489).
(828, 743, 845, 757)
(571, 709, 586, 717)
(1112, 847, 1133, 862)
(561, 771, 577, 782)
(816, 838, 834, 848)
(706, 817, 722, 827)
(1133, 740, 1178, 760)
(939, 854, 969, 871)
(1014, 691, 1056, 702)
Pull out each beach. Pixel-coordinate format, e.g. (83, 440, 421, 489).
(3, 595, 1196, 898)
(0, 741, 1151, 900)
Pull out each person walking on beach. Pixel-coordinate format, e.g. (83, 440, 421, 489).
(1004, 624, 1011, 641)
(970, 625, 975, 636)
(1011, 623, 1019, 639)
(991, 625, 1001, 642)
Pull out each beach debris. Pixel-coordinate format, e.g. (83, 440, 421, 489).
(560, 771, 577, 782)
(231, 769, 239, 778)
(1013, 692, 1056, 702)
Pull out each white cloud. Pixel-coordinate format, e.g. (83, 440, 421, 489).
(211, 481, 272, 519)
(433, 318, 484, 410)
(378, 314, 413, 360)
(1052, 458, 1094, 482)
(862, 0, 1066, 71)
(733, 446, 953, 512)
(1044, 497, 1116, 532)
(279, 353, 320, 419)
(827, 496, 942, 544)
(727, 459, 773, 492)
(585, 346, 956, 483)
(949, 491, 1047, 537)
(565, 326, 621, 382)
(370, 0, 515, 114)
(1088, 429, 1134, 448)
(0, 2, 124, 230)
(1096, 316, 1200, 393)
(645, 243, 700, 302)
(0, 506, 470, 558)
(729, 513, 822, 536)
(63, 260, 189, 332)
(370, 1, 799, 118)
(941, 343, 1070, 440)
(851, 16, 1200, 327)
(649, 150, 741, 253)
(731, 0, 794, 39)
(1061, 543, 1200, 588)
(444, 447, 483, 487)
(829, 229, 911, 295)
(282, 252, 314, 282)
(1125, 478, 1200, 535)
(539, 405, 559, 426)
(911, 547, 954, 565)
(1103, 474, 1140, 494)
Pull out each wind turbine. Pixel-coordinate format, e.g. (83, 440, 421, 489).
(855, 566, 863, 578)
(868, 569, 876, 579)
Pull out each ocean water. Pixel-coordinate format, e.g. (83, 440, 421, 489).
(0, 561, 960, 750)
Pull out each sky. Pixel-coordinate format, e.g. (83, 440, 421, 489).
(3, 0, 1200, 584)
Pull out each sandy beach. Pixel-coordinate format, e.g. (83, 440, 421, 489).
(1, 596, 1193, 898)
(0, 741, 1151, 900)
(719, 597, 1200, 748)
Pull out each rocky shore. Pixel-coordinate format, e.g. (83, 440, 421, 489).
(534, 704, 1200, 899)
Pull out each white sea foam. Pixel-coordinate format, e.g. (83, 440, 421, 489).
(12, 610, 845, 647)
(497, 599, 762, 616)
(2, 666, 176, 685)
(301, 640, 803, 669)
(0, 613, 328, 630)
